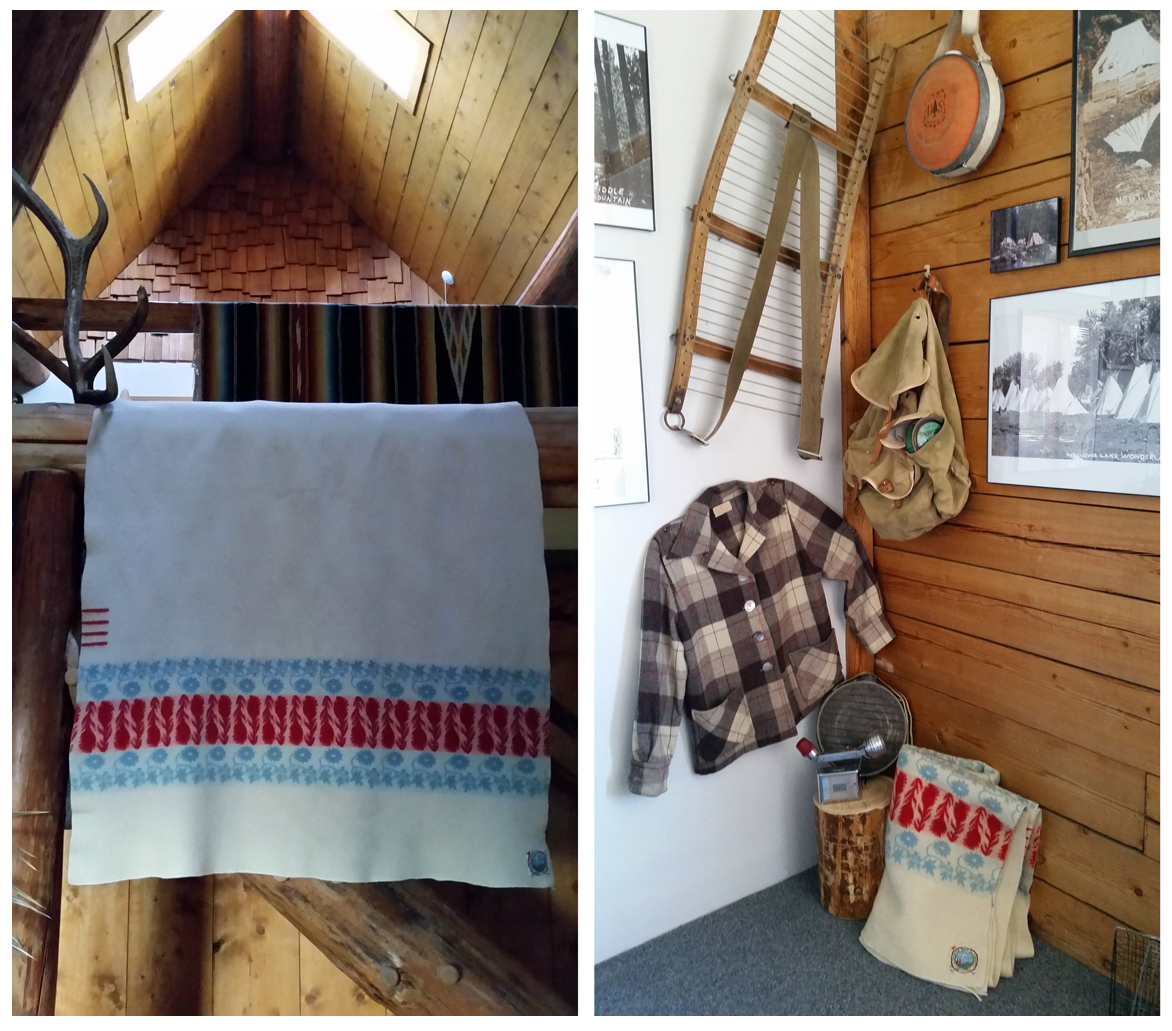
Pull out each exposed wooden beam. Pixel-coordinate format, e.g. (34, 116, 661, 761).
(13, 297, 200, 333)
(14, 346, 51, 394)
(12, 11, 109, 219)
(516, 210, 577, 306)
(245, 856, 574, 1014)
(250, 11, 294, 164)
(11, 403, 578, 508)
(13, 470, 80, 1015)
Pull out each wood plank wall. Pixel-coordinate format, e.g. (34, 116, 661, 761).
(292, 11, 578, 304)
(72, 157, 442, 364)
(863, 10, 1159, 976)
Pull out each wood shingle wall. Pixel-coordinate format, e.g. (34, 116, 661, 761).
(863, 10, 1159, 975)
(74, 157, 441, 364)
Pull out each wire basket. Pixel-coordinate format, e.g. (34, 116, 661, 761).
(1110, 927, 1159, 1015)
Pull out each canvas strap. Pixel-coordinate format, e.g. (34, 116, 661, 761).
(681, 107, 820, 445)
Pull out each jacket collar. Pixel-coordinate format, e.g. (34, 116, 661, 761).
(667, 480, 785, 570)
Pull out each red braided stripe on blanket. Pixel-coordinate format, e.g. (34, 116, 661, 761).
(72, 696, 549, 758)
(890, 769, 1016, 862)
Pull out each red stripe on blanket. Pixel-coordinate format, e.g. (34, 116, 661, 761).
(889, 769, 1010, 859)
(72, 695, 549, 759)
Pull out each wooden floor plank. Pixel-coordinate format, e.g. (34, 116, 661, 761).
(887, 674, 1147, 848)
(212, 874, 302, 1015)
(299, 934, 387, 1015)
(56, 830, 131, 1016)
(126, 876, 215, 1014)
(881, 614, 1159, 773)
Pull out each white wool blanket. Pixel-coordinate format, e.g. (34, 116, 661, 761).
(860, 745, 1042, 996)
(68, 400, 554, 888)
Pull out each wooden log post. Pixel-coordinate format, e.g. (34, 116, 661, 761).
(813, 775, 893, 920)
(13, 469, 81, 1015)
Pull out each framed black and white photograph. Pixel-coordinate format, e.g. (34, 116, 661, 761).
(1069, 11, 1160, 256)
(594, 13, 655, 231)
(988, 277, 1159, 497)
(990, 197, 1060, 273)
(594, 257, 650, 506)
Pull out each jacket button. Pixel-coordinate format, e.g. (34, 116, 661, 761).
(761, 661, 773, 672)
(744, 600, 756, 613)
(738, 573, 750, 583)
(753, 631, 765, 642)
(879, 478, 892, 493)
(949, 463, 956, 475)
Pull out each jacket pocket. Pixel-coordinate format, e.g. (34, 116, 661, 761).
(786, 634, 842, 710)
(690, 690, 753, 764)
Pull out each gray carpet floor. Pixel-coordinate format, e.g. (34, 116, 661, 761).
(595, 867, 1112, 1015)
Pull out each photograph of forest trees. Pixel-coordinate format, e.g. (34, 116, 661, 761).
(594, 13, 654, 230)
(989, 278, 1159, 495)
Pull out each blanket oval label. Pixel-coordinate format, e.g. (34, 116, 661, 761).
(951, 946, 979, 974)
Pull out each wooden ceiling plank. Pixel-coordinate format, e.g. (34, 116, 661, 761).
(503, 173, 578, 305)
(59, 93, 127, 296)
(370, 9, 453, 244)
(169, 63, 200, 211)
(14, 206, 62, 300)
(446, 12, 576, 298)
(40, 133, 111, 296)
(144, 82, 181, 231)
(414, 10, 563, 285)
(352, 81, 402, 226)
(407, 141, 472, 278)
(334, 60, 377, 208)
(22, 173, 68, 297)
(474, 98, 576, 303)
(82, 42, 147, 261)
(317, 41, 356, 193)
(387, 10, 487, 259)
(295, 17, 331, 170)
(446, 11, 528, 161)
(215, 14, 249, 164)
(188, 34, 221, 204)
(299, 934, 388, 1015)
(212, 875, 302, 1015)
(117, 46, 165, 249)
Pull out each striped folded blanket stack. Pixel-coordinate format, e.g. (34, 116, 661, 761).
(860, 745, 1042, 996)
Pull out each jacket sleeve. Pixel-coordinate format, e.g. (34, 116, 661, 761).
(784, 484, 896, 655)
(628, 535, 688, 796)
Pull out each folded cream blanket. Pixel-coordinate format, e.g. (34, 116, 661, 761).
(860, 745, 1042, 996)
(69, 400, 553, 888)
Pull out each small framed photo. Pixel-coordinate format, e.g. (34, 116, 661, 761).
(988, 276, 1159, 497)
(1069, 11, 1160, 256)
(990, 197, 1060, 273)
(593, 257, 650, 506)
(594, 13, 655, 231)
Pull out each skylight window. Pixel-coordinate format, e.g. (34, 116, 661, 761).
(307, 10, 430, 113)
(121, 10, 235, 104)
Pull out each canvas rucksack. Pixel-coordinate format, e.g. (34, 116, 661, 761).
(843, 297, 970, 541)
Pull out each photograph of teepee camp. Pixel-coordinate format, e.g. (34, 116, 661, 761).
(988, 277, 1159, 496)
(1070, 10, 1160, 255)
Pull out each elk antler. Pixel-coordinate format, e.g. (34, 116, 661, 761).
(12, 167, 149, 404)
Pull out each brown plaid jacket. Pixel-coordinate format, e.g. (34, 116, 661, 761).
(629, 479, 895, 796)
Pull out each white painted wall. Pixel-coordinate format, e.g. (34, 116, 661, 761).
(593, 10, 849, 963)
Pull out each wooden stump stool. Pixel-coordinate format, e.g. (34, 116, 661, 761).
(813, 775, 893, 920)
